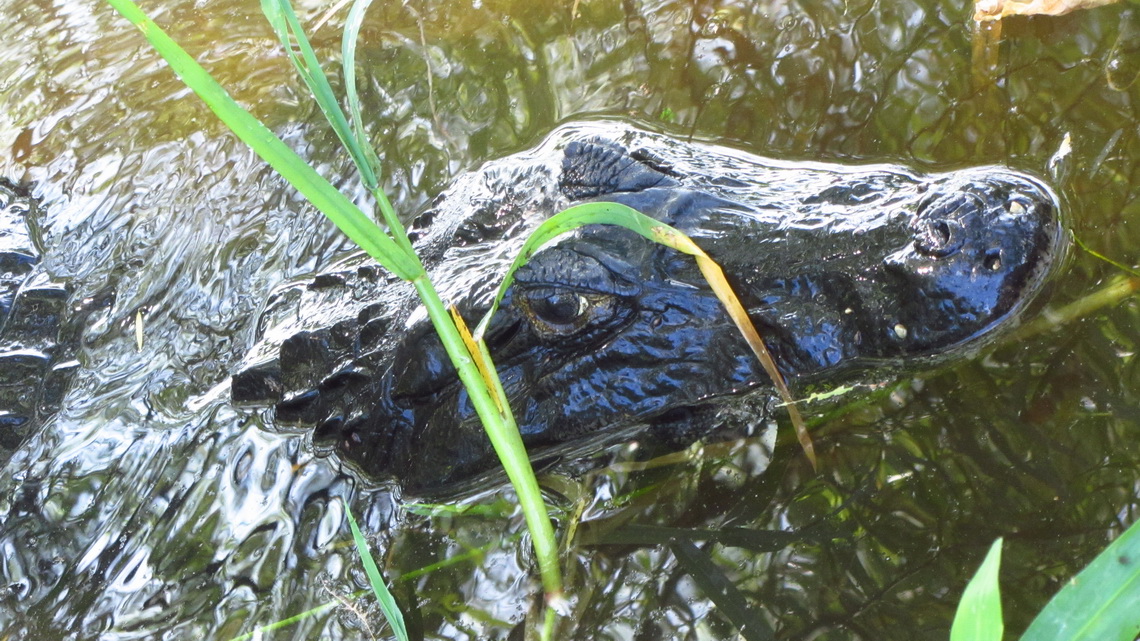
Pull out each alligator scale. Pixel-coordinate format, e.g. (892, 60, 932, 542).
(232, 122, 1064, 493)
(0, 180, 74, 463)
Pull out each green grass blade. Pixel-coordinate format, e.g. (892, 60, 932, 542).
(1073, 233, 1140, 279)
(261, 0, 378, 190)
(472, 201, 814, 467)
(224, 595, 362, 641)
(408, 278, 564, 606)
(670, 539, 775, 641)
(342, 0, 382, 185)
(265, 0, 412, 253)
(472, 202, 694, 338)
(1021, 519, 1140, 641)
(104, 0, 422, 281)
(346, 504, 410, 641)
(952, 538, 1004, 641)
(340, 0, 417, 257)
(476, 332, 565, 608)
(107, 0, 560, 625)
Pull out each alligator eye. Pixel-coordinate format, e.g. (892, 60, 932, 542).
(518, 287, 612, 337)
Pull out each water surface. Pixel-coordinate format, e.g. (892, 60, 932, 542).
(1, 1, 1138, 639)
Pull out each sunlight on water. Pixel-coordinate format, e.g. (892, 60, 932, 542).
(0, 0, 1138, 639)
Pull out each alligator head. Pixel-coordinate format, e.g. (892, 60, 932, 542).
(232, 123, 1064, 493)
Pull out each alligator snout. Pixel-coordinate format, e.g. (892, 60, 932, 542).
(910, 173, 1055, 261)
(884, 170, 1061, 352)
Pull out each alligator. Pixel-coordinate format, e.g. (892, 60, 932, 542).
(0, 180, 75, 461)
(232, 122, 1064, 494)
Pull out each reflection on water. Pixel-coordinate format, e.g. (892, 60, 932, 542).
(0, 0, 1138, 638)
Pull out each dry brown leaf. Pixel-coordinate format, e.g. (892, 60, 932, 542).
(974, 0, 1118, 21)
(650, 226, 818, 471)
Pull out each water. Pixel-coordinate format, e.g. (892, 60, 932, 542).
(1, 0, 1138, 639)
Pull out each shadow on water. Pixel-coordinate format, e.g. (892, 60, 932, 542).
(1, 0, 1139, 639)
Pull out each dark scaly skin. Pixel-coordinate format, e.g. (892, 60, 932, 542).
(0, 180, 74, 458)
(232, 122, 1065, 494)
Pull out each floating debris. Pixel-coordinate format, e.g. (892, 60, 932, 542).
(974, 0, 1118, 21)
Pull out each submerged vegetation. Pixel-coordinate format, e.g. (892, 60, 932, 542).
(96, 0, 1140, 638)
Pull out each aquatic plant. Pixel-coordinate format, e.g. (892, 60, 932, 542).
(103, 0, 558, 633)
(952, 519, 1140, 641)
(103, 0, 800, 637)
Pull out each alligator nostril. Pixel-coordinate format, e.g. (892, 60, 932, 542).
(913, 219, 960, 257)
(984, 249, 1003, 271)
(931, 221, 950, 244)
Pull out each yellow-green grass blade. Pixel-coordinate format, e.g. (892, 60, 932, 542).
(472, 201, 714, 336)
(952, 538, 1004, 641)
(408, 277, 563, 607)
(104, 0, 422, 281)
(473, 201, 814, 467)
(1022, 519, 1140, 641)
(449, 304, 506, 415)
(346, 504, 410, 641)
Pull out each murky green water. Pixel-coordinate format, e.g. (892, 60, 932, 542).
(1, 0, 1139, 639)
